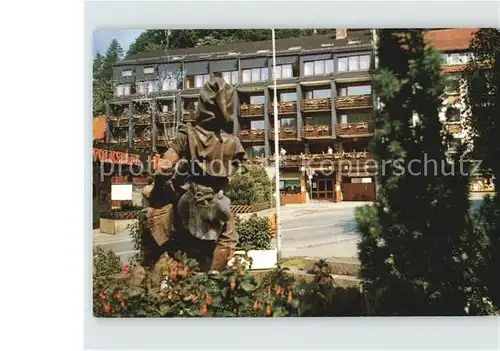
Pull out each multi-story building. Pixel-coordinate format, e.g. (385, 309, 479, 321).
(107, 29, 377, 204)
(106, 28, 485, 205)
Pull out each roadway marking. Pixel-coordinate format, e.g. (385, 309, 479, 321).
(114, 250, 139, 256)
(281, 224, 333, 232)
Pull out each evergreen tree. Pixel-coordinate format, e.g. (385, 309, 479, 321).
(464, 29, 500, 309)
(356, 29, 471, 316)
(92, 39, 124, 116)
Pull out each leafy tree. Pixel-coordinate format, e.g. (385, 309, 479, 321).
(93, 39, 124, 116)
(356, 29, 472, 316)
(126, 29, 330, 57)
(464, 29, 500, 309)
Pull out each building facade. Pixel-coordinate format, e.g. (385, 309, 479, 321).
(105, 28, 484, 205)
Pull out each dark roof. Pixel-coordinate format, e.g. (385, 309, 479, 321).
(120, 30, 372, 65)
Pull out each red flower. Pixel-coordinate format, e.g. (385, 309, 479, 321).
(206, 295, 212, 305)
(120, 301, 125, 308)
(182, 267, 189, 278)
(99, 292, 106, 300)
(115, 292, 121, 299)
(121, 264, 129, 273)
(275, 286, 282, 296)
(104, 303, 111, 314)
(253, 300, 260, 311)
(230, 278, 236, 291)
(287, 291, 293, 304)
(265, 305, 271, 317)
(200, 304, 208, 315)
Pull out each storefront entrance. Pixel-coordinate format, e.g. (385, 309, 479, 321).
(312, 177, 334, 200)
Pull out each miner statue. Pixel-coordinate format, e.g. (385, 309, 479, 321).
(144, 76, 247, 274)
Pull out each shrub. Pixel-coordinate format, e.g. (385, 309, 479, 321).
(227, 165, 272, 205)
(235, 214, 272, 251)
(93, 246, 122, 277)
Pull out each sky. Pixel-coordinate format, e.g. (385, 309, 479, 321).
(92, 29, 144, 57)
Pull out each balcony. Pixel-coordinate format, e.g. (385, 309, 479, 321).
(269, 101, 296, 115)
(132, 136, 152, 148)
(269, 127, 298, 140)
(182, 109, 196, 122)
(156, 112, 175, 124)
(269, 151, 371, 167)
(239, 104, 265, 117)
(155, 135, 172, 147)
(109, 137, 129, 145)
(301, 125, 332, 139)
(301, 98, 332, 112)
(133, 114, 152, 126)
(237, 129, 265, 142)
(336, 122, 374, 137)
(334, 94, 373, 110)
(108, 116, 130, 128)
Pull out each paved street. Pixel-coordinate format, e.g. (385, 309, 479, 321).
(94, 193, 490, 262)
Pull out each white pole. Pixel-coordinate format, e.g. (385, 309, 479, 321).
(271, 29, 282, 261)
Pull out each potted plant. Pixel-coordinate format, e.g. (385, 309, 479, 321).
(230, 215, 277, 270)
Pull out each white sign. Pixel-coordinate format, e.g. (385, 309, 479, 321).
(111, 184, 133, 201)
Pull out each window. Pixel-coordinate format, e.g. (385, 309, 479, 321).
(250, 95, 265, 105)
(303, 59, 334, 76)
(122, 70, 133, 77)
(115, 84, 131, 96)
(338, 55, 370, 72)
(250, 120, 265, 129)
(246, 146, 265, 158)
(242, 68, 268, 83)
(143, 66, 155, 74)
(273, 64, 293, 79)
(445, 106, 461, 122)
(194, 74, 210, 88)
(339, 85, 372, 96)
(306, 115, 330, 125)
(279, 117, 295, 128)
(340, 113, 371, 124)
(441, 52, 470, 65)
(280, 179, 301, 195)
(221, 71, 239, 85)
(305, 89, 331, 99)
(162, 78, 178, 91)
(280, 92, 297, 102)
(136, 81, 157, 94)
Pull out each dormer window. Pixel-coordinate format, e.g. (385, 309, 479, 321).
(122, 70, 133, 77)
(143, 66, 155, 74)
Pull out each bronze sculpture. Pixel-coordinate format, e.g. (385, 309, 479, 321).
(144, 77, 247, 273)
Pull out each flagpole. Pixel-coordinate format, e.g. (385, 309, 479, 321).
(271, 29, 282, 261)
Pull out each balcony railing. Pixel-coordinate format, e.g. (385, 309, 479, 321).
(156, 112, 175, 124)
(269, 101, 296, 114)
(132, 136, 152, 148)
(334, 94, 373, 110)
(109, 116, 130, 128)
(239, 104, 265, 117)
(109, 137, 129, 145)
(269, 127, 298, 140)
(237, 129, 265, 142)
(182, 109, 196, 122)
(133, 114, 152, 126)
(301, 98, 332, 112)
(269, 151, 371, 167)
(155, 135, 173, 147)
(336, 122, 374, 137)
(301, 124, 332, 139)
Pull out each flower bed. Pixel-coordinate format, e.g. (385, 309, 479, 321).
(92, 249, 365, 317)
